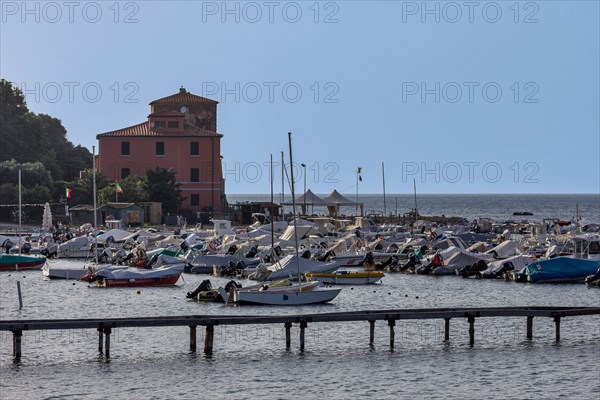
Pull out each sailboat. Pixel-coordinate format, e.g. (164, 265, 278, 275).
(1, 170, 46, 271)
(220, 133, 341, 305)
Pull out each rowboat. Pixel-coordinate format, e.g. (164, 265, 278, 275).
(305, 270, 384, 285)
(0, 254, 46, 271)
(219, 280, 341, 305)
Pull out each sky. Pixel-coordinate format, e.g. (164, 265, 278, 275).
(1, 0, 599, 195)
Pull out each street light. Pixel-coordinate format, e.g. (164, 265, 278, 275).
(301, 163, 306, 215)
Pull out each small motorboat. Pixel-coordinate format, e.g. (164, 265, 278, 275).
(82, 264, 185, 287)
(305, 270, 384, 285)
(585, 268, 600, 288)
(218, 279, 341, 305)
(517, 257, 600, 283)
(0, 254, 46, 271)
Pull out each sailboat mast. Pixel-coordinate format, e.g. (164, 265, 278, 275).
(287, 132, 301, 286)
(18, 169, 21, 255)
(382, 162, 387, 217)
(92, 146, 98, 264)
(281, 151, 285, 217)
(413, 178, 418, 225)
(270, 154, 275, 253)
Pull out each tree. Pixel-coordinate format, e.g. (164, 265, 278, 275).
(66, 168, 109, 206)
(98, 176, 148, 205)
(142, 167, 183, 214)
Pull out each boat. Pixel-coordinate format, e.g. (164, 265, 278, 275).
(305, 270, 384, 285)
(585, 268, 600, 288)
(516, 257, 600, 283)
(0, 254, 46, 271)
(82, 264, 185, 287)
(219, 279, 341, 305)
(42, 264, 90, 280)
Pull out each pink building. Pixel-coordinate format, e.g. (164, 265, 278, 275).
(96, 87, 226, 212)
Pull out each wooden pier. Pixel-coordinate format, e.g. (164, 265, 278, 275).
(1, 307, 599, 360)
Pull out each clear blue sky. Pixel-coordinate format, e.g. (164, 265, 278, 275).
(1, 1, 598, 195)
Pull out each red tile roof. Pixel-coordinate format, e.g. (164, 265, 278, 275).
(150, 87, 218, 105)
(97, 122, 222, 138)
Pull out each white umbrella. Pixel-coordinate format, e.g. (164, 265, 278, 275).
(42, 202, 52, 231)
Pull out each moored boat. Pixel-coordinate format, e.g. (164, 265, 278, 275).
(219, 279, 341, 305)
(516, 257, 600, 283)
(305, 270, 384, 285)
(82, 264, 185, 287)
(0, 254, 46, 271)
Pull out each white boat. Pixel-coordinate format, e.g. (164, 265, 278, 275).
(42, 264, 89, 280)
(219, 280, 341, 305)
(266, 254, 339, 281)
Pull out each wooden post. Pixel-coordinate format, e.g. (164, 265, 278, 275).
(17, 281, 23, 309)
(204, 324, 214, 355)
(369, 320, 375, 345)
(554, 316, 561, 342)
(12, 330, 22, 359)
(388, 319, 395, 349)
(299, 322, 307, 351)
(104, 328, 111, 358)
(189, 325, 197, 352)
(526, 316, 533, 340)
(468, 316, 475, 346)
(444, 318, 450, 342)
(98, 328, 103, 353)
(285, 322, 292, 349)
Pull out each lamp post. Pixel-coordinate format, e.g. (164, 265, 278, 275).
(301, 163, 306, 215)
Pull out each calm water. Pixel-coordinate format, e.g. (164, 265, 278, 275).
(1, 260, 599, 399)
(229, 193, 600, 224)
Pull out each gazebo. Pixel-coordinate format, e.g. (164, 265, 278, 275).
(283, 189, 328, 215)
(322, 190, 363, 217)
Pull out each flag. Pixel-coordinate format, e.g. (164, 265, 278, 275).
(357, 166, 362, 173)
(116, 182, 123, 194)
(359, 175, 362, 181)
(65, 188, 71, 198)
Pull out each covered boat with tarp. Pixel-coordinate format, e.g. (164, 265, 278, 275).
(516, 257, 600, 283)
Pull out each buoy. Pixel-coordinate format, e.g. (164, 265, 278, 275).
(416, 296, 419, 299)
(72, 282, 75, 285)
(388, 292, 391, 295)
(405, 294, 408, 297)
(137, 290, 141, 294)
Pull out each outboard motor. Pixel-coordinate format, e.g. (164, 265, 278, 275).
(301, 249, 311, 259)
(22, 242, 32, 254)
(362, 252, 376, 271)
(224, 280, 242, 292)
(245, 246, 258, 258)
(318, 249, 336, 262)
(186, 279, 213, 298)
(274, 245, 282, 257)
(386, 243, 399, 253)
(401, 255, 420, 272)
(227, 244, 238, 255)
(235, 260, 247, 271)
(374, 242, 383, 251)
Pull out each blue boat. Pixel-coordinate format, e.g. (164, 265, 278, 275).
(517, 257, 600, 283)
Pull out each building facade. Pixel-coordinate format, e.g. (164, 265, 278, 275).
(96, 88, 226, 212)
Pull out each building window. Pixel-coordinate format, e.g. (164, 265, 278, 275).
(191, 168, 199, 182)
(190, 142, 199, 156)
(168, 121, 179, 129)
(191, 194, 200, 206)
(156, 142, 165, 156)
(154, 121, 166, 128)
(121, 168, 130, 179)
(121, 142, 130, 156)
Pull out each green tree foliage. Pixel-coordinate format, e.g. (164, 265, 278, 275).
(143, 167, 183, 214)
(66, 168, 109, 206)
(98, 175, 148, 205)
(0, 79, 91, 182)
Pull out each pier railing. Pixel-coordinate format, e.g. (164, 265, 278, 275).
(2, 306, 599, 359)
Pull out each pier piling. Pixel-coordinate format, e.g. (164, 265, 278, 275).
(104, 328, 111, 358)
(285, 322, 292, 349)
(369, 320, 375, 345)
(204, 324, 214, 355)
(387, 319, 396, 349)
(12, 330, 22, 359)
(98, 328, 103, 353)
(299, 322, 307, 351)
(468, 316, 475, 346)
(526, 316, 533, 339)
(444, 318, 450, 342)
(554, 316, 561, 342)
(189, 325, 197, 352)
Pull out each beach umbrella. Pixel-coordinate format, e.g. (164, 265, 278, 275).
(42, 202, 52, 231)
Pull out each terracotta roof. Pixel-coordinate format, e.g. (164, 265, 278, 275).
(150, 87, 218, 105)
(97, 122, 223, 138)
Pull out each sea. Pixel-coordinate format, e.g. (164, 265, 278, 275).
(1, 194, 599, 400)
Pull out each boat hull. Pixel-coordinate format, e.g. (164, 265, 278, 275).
(305, 271, 384, 285)
(0, 254, 46, 271)
(521, 257, 600, 283)
(100, 274, 181, 288)
(43, 267, 88, 280)
(235, 287, 341, 305)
